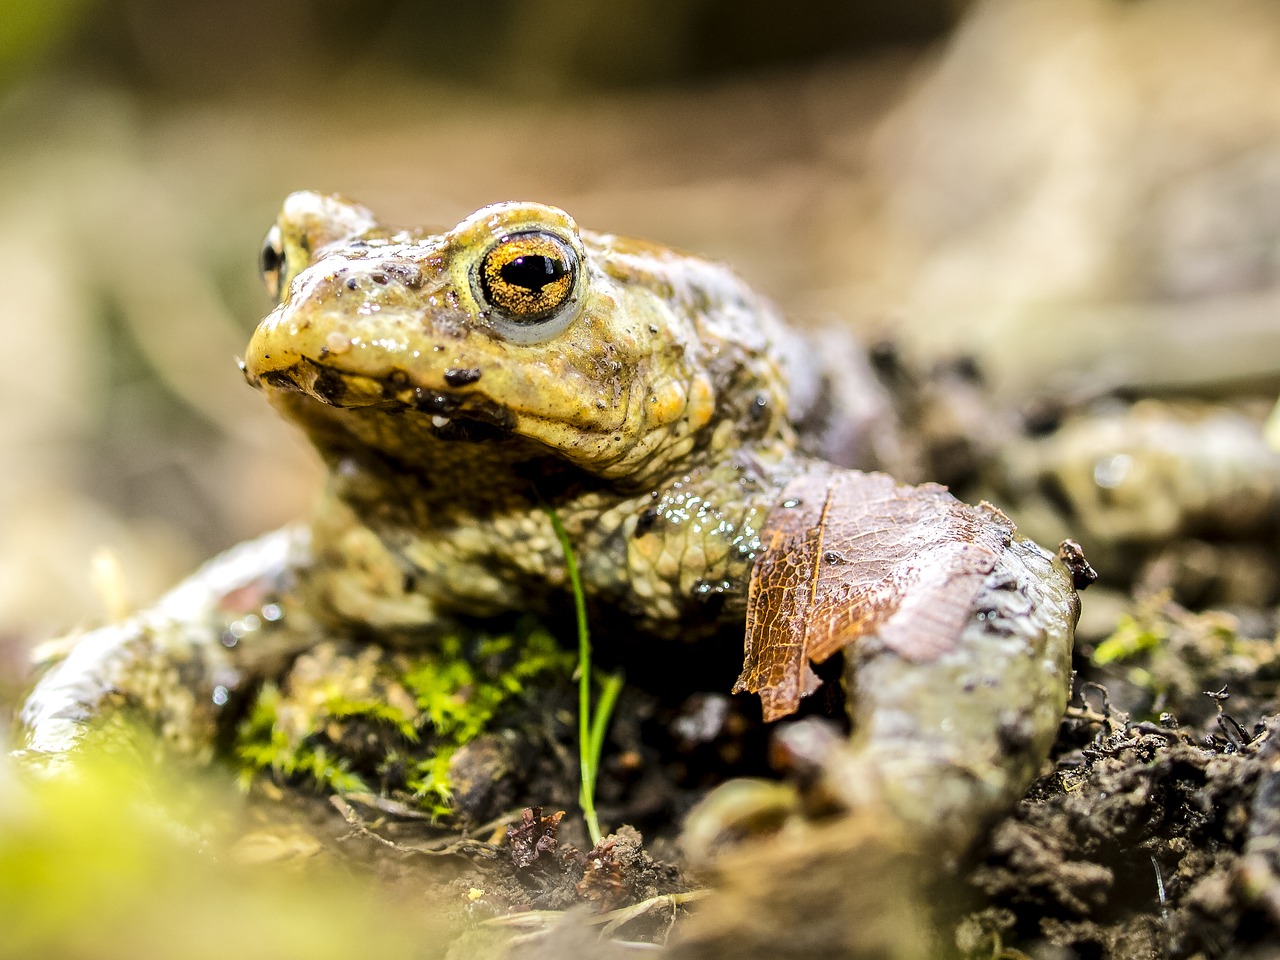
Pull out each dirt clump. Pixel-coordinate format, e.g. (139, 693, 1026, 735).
(958, 619, 1280, 959)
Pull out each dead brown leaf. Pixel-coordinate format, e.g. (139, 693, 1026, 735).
(735, 466, 1013, 720)
(507, 806, 566, 869)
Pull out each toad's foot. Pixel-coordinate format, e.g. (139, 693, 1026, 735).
(678, 533, 1077, 953)
(15, 528, 315, 772)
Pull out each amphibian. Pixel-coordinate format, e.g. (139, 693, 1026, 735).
(18, 193, 1080, 857)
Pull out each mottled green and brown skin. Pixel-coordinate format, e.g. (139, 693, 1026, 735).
(19, 194, 1077, 864)
(248, 192, 803, 638)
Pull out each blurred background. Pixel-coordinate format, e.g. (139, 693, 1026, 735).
(5, 0, 1280, 709)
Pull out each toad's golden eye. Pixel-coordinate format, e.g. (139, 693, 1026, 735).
(478, 232, 577, 324)
(259, 223, 285, 303)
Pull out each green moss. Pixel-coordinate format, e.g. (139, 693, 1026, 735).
(1090, 594, 1280, 720)
(234, 621, 574, 816)
(1093, 612, 1169, 666)
(326, 697, 419, 741)
(407, 750, 457, 818)
(235, 683, 371, 795)
(402, 630, 571, 741)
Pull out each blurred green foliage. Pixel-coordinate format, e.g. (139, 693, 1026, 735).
(4, 0, 959, 94)
(0, 0, 99, 87)
(0, 748, 459, 960)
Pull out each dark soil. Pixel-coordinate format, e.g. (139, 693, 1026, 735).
(231, 597, 1280, 959)
(954, 600, 1280, 960)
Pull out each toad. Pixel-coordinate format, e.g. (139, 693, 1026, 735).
(18, 193, 1080, 856)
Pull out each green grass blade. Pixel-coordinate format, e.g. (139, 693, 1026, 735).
(546, 506, 619, 846)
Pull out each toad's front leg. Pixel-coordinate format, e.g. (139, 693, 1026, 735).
(676, 468, 1080, 958)
(686, 464, 1081, 865)
(824, 529, 1077, 855)
(15, 528, 317, 770)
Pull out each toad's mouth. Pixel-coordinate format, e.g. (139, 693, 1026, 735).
(251, 354, 657, 480)
(254, 359, 518, 440)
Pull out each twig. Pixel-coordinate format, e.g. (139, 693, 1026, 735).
(482, 889, 712, 935)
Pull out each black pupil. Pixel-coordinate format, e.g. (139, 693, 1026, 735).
(500, 255, 566, 292)
(260, 241, 283, 276)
